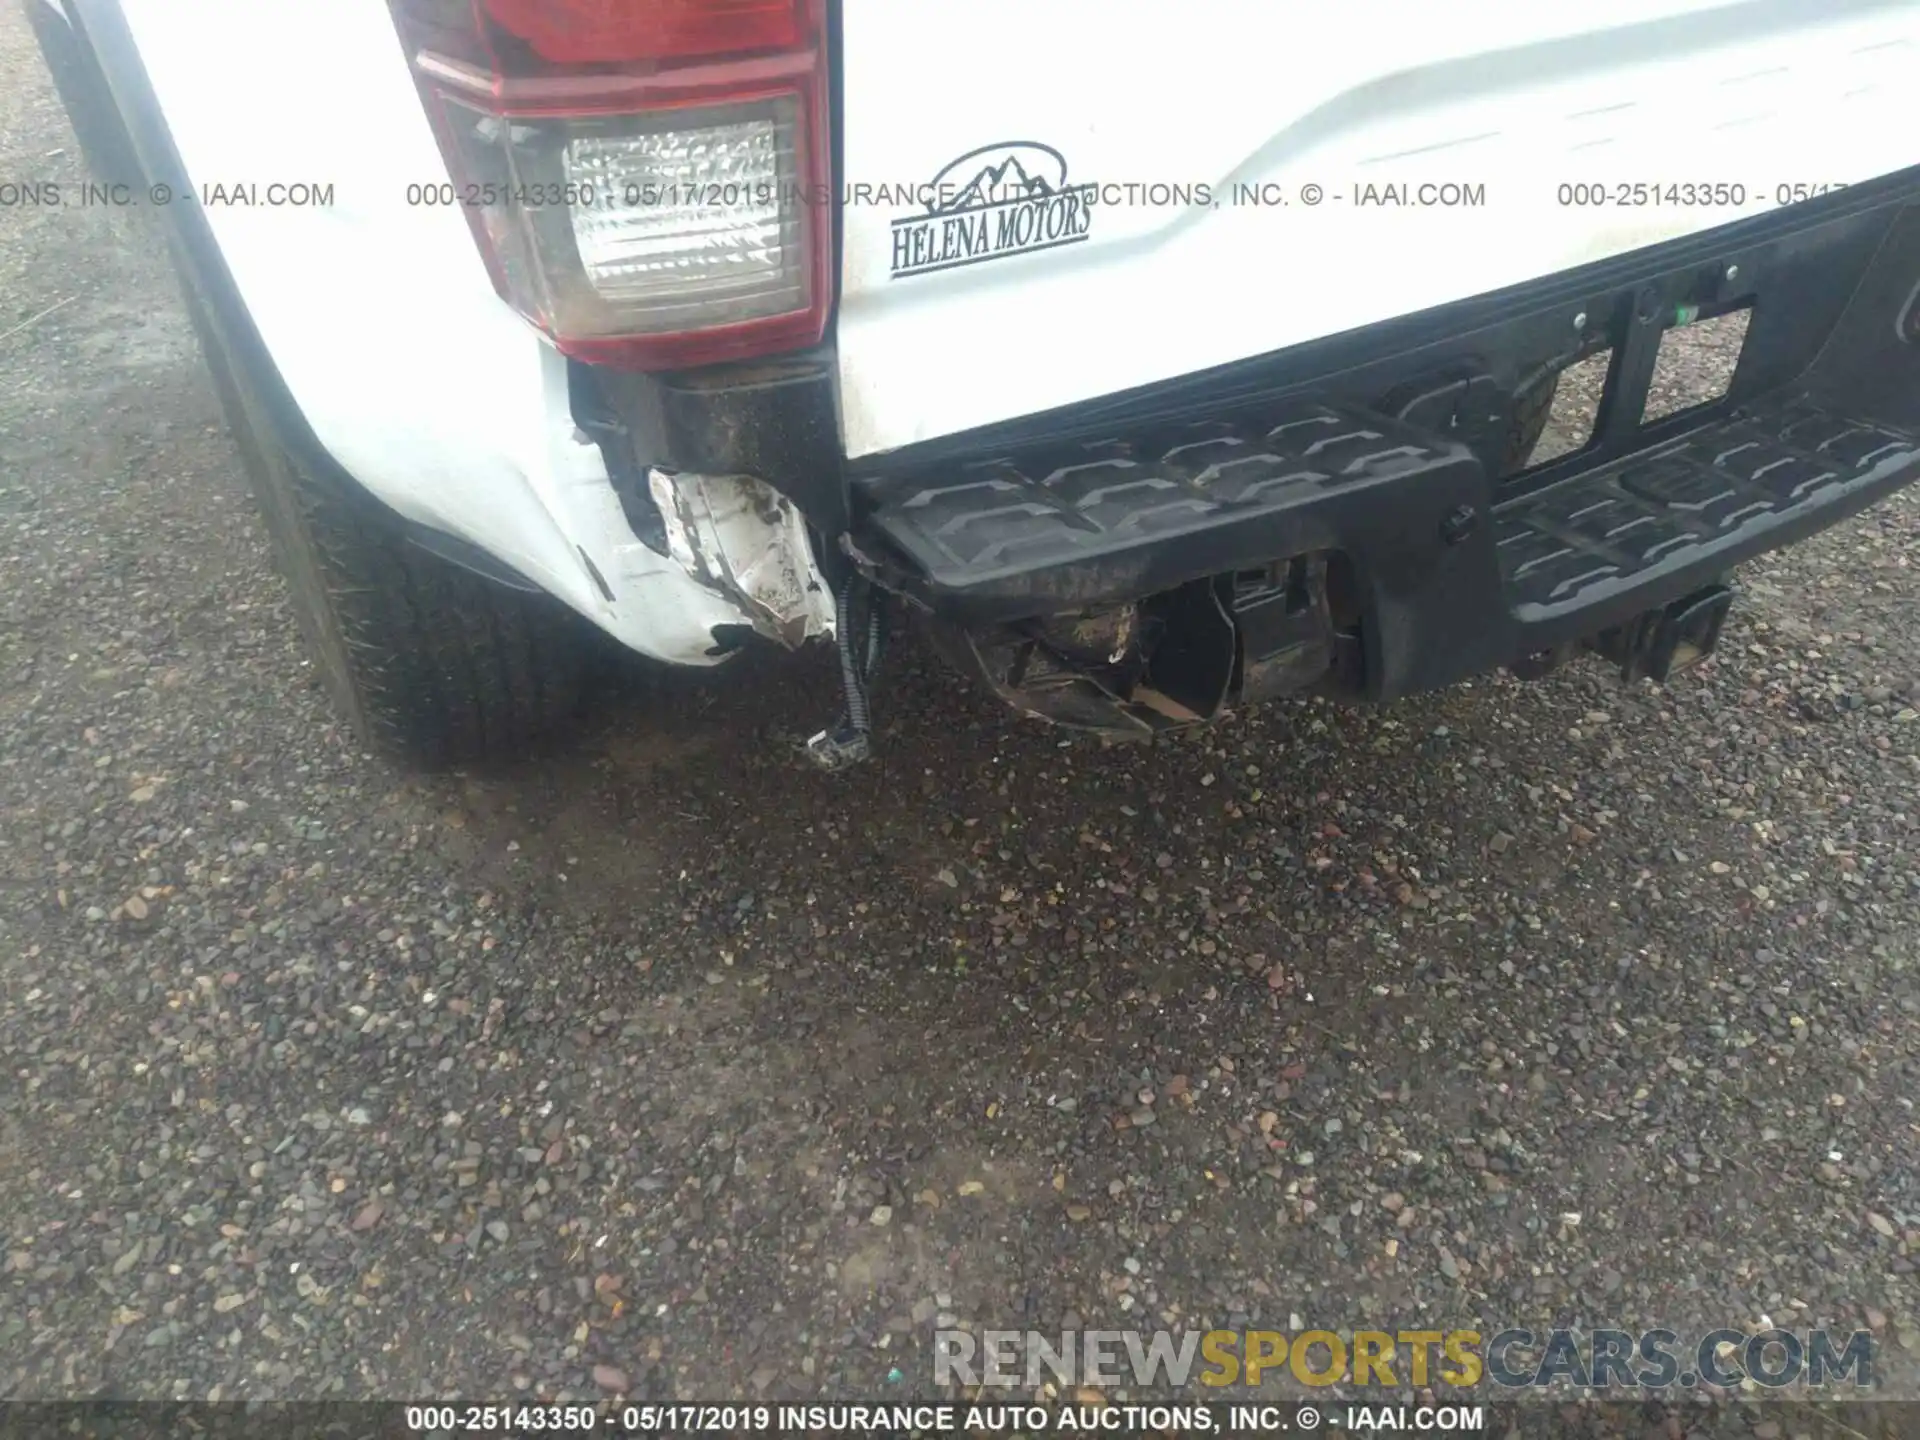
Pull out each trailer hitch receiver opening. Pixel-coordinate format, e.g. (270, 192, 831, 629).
(1588, 583, 1734, 684)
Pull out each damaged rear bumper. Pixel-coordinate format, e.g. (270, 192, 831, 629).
(843, 172, 1920, 732)
(587, 169, 1920, 737)
(646, 468, 836, 649)
(874, 393, 1920, 732)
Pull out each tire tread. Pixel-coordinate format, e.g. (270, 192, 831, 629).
(180, 267, 587, 770)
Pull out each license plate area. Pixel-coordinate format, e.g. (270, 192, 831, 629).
(1501, 283, 1758, 488)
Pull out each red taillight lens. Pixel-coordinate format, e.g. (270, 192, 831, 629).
(481, 0, 807, 64)
(389, 0, 831, 370)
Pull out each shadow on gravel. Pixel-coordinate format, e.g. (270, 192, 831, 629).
(361, 597, 1920, 1389)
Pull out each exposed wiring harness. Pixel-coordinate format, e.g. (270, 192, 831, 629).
(805, 576, 886, 769)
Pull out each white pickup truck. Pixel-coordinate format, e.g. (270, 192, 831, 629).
(25, 0, 1920, 767)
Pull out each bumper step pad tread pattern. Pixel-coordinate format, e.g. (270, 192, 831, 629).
(1495, 398, 1920, 618)
(863, 389, 1920, 642)
(866, 404, 1463, 591)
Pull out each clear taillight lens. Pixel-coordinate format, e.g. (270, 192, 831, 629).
(390, 0, 830, 370)
(439, 98, 810, 340)
(565, 107, 805, 326)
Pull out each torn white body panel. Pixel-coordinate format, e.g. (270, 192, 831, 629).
(115, 0, 758, 666)
(648, 470, 837, 649)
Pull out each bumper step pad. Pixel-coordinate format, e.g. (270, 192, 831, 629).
(1495, 397, 1920, 620)
(861, 404, 1476, 613)
(849, 186, 1920, 703)
(859, 389, 1920, 669)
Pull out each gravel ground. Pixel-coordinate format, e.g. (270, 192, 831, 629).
(6, 8, 1920, 1415)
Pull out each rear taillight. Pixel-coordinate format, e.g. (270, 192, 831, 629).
(389, 0, 831, 369)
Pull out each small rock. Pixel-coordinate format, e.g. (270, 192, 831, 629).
(1868, 1212, 1897, 1239)
(869, 1205, 893, 1227)
(1065, 1205, 1091, 1222)
(592, 1365, 629, 1393)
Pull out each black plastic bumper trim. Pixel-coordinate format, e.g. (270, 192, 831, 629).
(1497, 398, 1920, 646)
(850, 185, 1920, 702)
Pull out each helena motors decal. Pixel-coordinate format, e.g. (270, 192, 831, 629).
(889, 142, 1097, 280)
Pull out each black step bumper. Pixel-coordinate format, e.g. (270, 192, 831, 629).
(1496, 398, 1920, 644)
(852, 177, 1920, 702)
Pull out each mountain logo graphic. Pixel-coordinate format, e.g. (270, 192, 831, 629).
(890, 141, 1098, 280)
(929, 146, 1062, 212)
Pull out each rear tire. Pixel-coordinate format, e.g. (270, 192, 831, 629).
(177, 275, 591, 770)
(36, 0, 590, 768)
